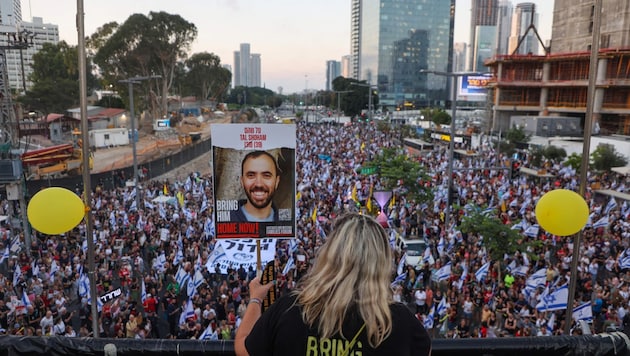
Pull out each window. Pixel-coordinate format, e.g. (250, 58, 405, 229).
(104, 134, 110, 139)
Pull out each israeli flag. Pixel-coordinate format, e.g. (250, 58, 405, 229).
(205, 244, 226, 272)
(437, 236, 445, 257)
(512, 265, 529, 277)
(525, 268, 547, 291)
(536, 284, 569, 312)
(511, 220, 524, 231)
(424, 305, 435, 329)
(22, 290, 32, 309)
(423, 247, 435, 266)
(179, 298, 195, 325)
(593, 216, 609, 229)
(546, 312, 555, 334)
(618, 249, 630, 270)
(78, 273, 90, 297)
(397, 253, 407, 276)
(475, 261, 491, 282)
(176, 265, 190, 290)
(282, 257, 295, 275)
(141, 279, 147, 303)
(391, 272, 407, 288)
(0, 248, 9, 264)
(193, 270, 205, 290)
(173, 247, 184, 266)
(154, 252, 167, 272)
(13, 265, 22, 286)
(604, 196, 618, 215)
(436, 262, 452, 282)
(524, 224, 539, 238)
(199, 323, 218, 340)
(572, 302, 593, 322)
(437, 296, 448, 316)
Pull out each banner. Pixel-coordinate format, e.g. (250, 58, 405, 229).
(212, 124, 296, 239)
(206, 239, 277, 274)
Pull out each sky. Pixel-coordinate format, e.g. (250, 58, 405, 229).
(24, 0, 554, 94)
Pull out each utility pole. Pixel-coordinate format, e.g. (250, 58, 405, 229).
(332, 90, 352, 123)
(119, 75, 161, 210)
(420, 70, 482, 235)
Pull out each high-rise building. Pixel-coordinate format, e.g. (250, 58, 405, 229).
(233, 43, 262, 87)
(454, 43, 468, 73)
(0, 0, 21, 26)
(552, 0, 630, 54)
(351, 0, 455, 109)
(350, 0, 360, 80)
(508, 2, 539, 55)
(341, 55, 352, 79)
(250, 53, 261, 88)
(472, 26, 497, 72)
(495, 0, 513, 56)
(469, 0, 499, 70)
(326, 60, 341, 91)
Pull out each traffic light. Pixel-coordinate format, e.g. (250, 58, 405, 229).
(510, 160, 521, 180)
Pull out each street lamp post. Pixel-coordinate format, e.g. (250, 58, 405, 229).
(350, 82, 377, 121)
(119, 75, 161, 209)
(333, 90, 352, 123)
(420, 70, 482, 234)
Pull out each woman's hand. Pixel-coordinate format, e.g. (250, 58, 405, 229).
(248, 276, 273, 301)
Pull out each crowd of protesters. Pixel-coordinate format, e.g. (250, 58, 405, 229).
(0, 119, 628, 341)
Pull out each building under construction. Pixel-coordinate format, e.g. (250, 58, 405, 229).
(485, 0, 630, 137)
(486, 48, 630, 136)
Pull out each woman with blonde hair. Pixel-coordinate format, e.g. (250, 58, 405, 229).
(235, 213, 431, 355)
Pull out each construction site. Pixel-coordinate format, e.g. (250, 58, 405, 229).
(486, 48, 630, 137)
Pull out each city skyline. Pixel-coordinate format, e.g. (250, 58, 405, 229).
(24, 0, 554, 94)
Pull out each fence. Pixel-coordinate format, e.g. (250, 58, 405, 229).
(24, 138, 212, 195)
(0, 332, 629, 356)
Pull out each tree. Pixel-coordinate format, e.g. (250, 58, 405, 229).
(591, 143, 628, 172)
(184, 52, 231, 103)
(19, 41, 96, 115)
(421, 107, 451, 126)
(331, 77, 376, 118)
(564, 153, 582, 171)
(361, 148, 432, 203)
(458, 208, 528, 262)
(93, 12, 198, 119)
(498, 126, 531, 157)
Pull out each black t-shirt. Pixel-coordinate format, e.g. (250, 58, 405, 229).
(245, 294, 431, 356)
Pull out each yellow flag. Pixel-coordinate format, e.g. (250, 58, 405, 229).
(366, 184, 374, 213)
(311, 206, 318, 224)
(351, 185, 358, 202)
(163, 183, 169, 195)
(389, 195, 395, 210)
(361, 142, 366, 151)
(296, 191, 302, 201)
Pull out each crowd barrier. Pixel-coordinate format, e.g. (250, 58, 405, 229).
(0, 332, 629, 356)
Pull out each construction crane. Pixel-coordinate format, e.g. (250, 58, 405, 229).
(0, 29, 35, 251)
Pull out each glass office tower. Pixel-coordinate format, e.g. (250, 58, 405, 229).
(355, 0, 455, 109)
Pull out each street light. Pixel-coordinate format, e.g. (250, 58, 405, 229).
(332, 90, 352, 123)
(350, 82, 377, 121)
(420, 70, 482, 235)
(119, 75, 161, 209)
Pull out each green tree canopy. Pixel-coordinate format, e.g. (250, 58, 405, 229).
(19, 41, 96, 115)
(183, 52, 231, 103)
(93, 11, 197, 118)
(591, 143, 628, 172)
(361, 148, 432, 203)
(331, 77, 378, 118)
(458, 208, 531, 262)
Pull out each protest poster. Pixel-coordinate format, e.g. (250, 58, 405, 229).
(212, 124, 296, 239)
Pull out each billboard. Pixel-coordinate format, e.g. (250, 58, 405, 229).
(211, 124, 296, 239)
(458, 75, 491, 102)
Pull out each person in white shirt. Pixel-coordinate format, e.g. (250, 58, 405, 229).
(414, 287, 427, 315)
(39, 310, 54, 331)
(53, 317, 65, 336)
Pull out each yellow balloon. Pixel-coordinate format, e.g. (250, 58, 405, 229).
(535, 189, 589, 236)
(27, 187, 85, 235)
